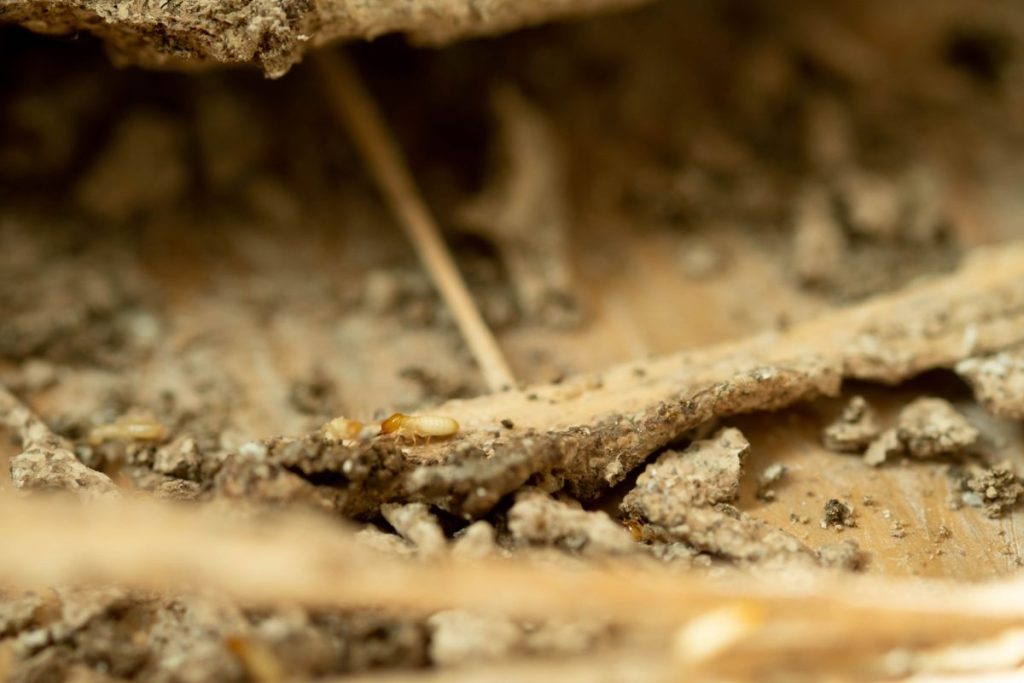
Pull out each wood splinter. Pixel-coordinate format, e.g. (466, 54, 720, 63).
(314, 50, 516, 394)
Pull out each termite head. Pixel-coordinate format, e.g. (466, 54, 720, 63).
(379, 413, 406, 435)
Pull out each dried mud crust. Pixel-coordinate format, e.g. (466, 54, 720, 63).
(956, 348, 1024, 419)
(393, 245, 1024, 517)
(9, 243, 1021, 523)
(0, 0, 647, 76)
(620, 428, 818, 567)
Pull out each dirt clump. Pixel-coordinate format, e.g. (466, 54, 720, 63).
(821, 499, 855, 530)
(508, 489, 638, 558)
(823, 396, 882, 453)
(862, 397, 978, 466)
(956, 350, 1024, 420)
(894, 398, 979, 459)
(622, 427, 747, 510)
(951, 461, 1023, 518)
(622, 428, 815, 566)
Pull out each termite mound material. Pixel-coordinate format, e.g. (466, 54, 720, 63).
(0, 0, 649, 76)
(4, 1, 1024, 681)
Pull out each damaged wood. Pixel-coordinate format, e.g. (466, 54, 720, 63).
(392, 244, 1024, 516)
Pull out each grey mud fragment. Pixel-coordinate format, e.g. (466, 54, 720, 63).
(508, 490, 637, 557)
(644, 505, 816, 566)
(625, 427, 748, 511)
(622, 429, 815, 566)
(561, 360, 840, 502)
(894, 398, 978, 459)
(863, 398, 978, 467)
(405, 436, 569, 519)
(213, 434, 408, 518)
(1, 383, 121, 501)
(954, 461, 1023, 519)
(152, 435, 203, 481)
(821, 499, 855, 530)
(823, 396, 881, 453)
(11, 444, 121, 501)
(956, 350, 1024, 420)
(381, 503, 447, 559)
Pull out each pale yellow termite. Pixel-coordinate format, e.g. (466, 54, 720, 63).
(320, 417, 366, 443)
(88, 414, 169, 445)
(379, 413, 459, 443)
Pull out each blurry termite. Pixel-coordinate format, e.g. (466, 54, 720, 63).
(379, 413, 459, 444)
(623, 518, 647, 543)
(88, 414, 169, 445)
(320, 417, 370, 443)
(224, 635, 284, 683)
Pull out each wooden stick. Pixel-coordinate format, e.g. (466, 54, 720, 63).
(314, 51, 516, 393)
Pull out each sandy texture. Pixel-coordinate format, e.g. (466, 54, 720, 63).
(0, 0, 648, 76)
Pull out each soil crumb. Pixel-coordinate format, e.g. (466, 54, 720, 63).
(508, 489, 638, 558)
(821, 499, 855, 530)
(623, 427, 748, 511)
(621, 428, 815, 566)
(951, 461, 1023, 518)
(823, 396, 881, 453)
(894, 398, 979, 459)
(863, 397, 978, 466)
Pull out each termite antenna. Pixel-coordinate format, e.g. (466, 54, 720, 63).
(313, 50, 517, 394)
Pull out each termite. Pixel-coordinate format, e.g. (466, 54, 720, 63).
(225, 635, 284, 683)
(379, 413, 459, 444)
(88, 414, 169, 445)
(321, 417, 366, 443)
